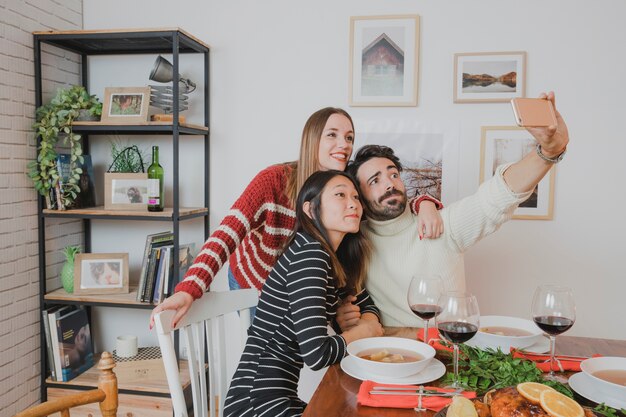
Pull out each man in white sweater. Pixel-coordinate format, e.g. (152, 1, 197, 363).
(342, 92, 569, 335)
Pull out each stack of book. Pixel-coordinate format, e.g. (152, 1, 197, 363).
(42, 305, 94, 382)
(136, 231, 197, 303)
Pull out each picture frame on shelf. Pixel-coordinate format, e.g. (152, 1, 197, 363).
(74, 253, 129, 295)
(101, 87, 151, 123)
(349, 15, 420, 107)
(104, 172, 149, 211)
(480, 126, 555, 220)
(454, 51, 526, 103)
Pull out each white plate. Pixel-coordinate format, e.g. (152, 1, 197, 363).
(568, 371, 626, 409)
(467, 316, 544, 352)
(466, 335, 550, 354)
(340, 355, 446, 385)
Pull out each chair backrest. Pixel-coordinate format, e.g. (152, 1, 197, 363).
(154, 289, 258, 417)
(15, 352, 117, 417)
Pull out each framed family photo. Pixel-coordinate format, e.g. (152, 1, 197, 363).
(104, 172, 149, 211)
(480, 126, 555, 220)
(74, 253, 129, 295)
(454, 51, 526, 103)
(349, 15, 420, 107)
(101, 87, 151, 123)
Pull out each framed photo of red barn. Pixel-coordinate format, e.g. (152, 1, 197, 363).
(349, 15, 420, 107)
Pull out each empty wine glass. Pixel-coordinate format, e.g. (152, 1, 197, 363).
(436, 292, 480, 389)
(407, 275, 444, 344)
(532, 285, 576, 382)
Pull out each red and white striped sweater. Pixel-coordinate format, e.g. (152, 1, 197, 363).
(175, 163, 441, 299)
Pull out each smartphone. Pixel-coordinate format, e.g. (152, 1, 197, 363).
(511, 98, 558, 127)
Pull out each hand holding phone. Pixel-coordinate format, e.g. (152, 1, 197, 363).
(511, 98, 558, 127)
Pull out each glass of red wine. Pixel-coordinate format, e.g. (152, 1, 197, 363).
(436, 292, 480, 389)
(531, 285, 576, 381)
(407, 275, 444, 345)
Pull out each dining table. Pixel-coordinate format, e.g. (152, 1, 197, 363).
(302, 336, 626, 417)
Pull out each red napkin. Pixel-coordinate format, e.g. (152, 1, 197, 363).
(511, 348, 601, 372)
(357, 381, 476, 410)
(417, 328, 453, 352)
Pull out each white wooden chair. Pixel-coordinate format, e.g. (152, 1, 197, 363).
(154, 289, 258, 417)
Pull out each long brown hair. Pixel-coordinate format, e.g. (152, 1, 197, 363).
(286, 170, 370, 292)
(285, 107, 355, 208)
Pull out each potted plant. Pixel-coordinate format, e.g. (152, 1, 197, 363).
(27, 85, 103, 210)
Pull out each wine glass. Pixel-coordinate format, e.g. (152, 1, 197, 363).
(436, 292, 480, 389)
(407, 275, 444, 344)
(531, 285, 576, 381)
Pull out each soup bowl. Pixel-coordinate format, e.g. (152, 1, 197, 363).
(346, 337, 435, 378)
(580, 357, 626, 399)
(469, 316, 543, 351)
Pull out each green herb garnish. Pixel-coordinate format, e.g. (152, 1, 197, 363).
(439, 344, 573, 396)
(593, 403, 626, 417)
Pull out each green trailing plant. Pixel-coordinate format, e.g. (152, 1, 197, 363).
(27, 85, 103, 210)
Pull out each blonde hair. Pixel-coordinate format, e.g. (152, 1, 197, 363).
(285, 107, 354, 207)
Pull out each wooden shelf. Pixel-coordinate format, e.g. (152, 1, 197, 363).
(45, 285, 154, 308)
(42, 206, 208, 221)
(72, 120, 208, 135)
(46, 352, 191, 394)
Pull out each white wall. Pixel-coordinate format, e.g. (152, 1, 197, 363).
(83, 0, 626, 346)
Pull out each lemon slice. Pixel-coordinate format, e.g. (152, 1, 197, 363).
(539, 389, 584, 417)
(446, 396, 478, 417)
(516, 382, 556, 404)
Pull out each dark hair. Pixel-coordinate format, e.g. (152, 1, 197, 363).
(285, 107, 355, 207)
(287, 170, 370, 292)
(346, 144, 403, 180)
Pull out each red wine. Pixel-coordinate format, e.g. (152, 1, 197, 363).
(533, 316, 574, 335)
(437, 321, 478, 343)
(410, 304, 442, 320)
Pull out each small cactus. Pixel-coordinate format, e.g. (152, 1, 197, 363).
(61, 245, 81, 293)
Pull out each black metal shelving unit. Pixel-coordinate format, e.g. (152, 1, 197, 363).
(33, 28, 210, 403)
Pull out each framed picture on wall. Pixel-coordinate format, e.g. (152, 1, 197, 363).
(454, 51, 526, 103)
(349, 15, 420, 107)
(480, 126, 555, 220)
(101, 87, 151, 123)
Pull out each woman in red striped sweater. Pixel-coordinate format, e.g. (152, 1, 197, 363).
(150, 107, 443, 328)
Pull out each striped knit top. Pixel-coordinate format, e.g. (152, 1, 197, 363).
(223, 232, 380, 417)
(175, 163, 442, 299)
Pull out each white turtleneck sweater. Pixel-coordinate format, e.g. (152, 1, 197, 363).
(362, 164, 533, 327)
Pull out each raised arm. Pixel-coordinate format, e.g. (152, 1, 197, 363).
(503, 92, 569, 193)
(409, 195, 444, 239)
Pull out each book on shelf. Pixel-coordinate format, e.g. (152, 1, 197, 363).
(47, 305, 75, 381)
(136, 231, 173, 302)
(55, 153, 96, 209)
(55, 307, 94, 382)
(152, 246, 171, 304)
(171, 243, 197, 296)
(42, 305, 72, 380)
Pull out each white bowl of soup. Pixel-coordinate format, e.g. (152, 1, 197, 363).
(580, 357, 626, 399)
(469, 316, 543, 351)
(347, 337, 435, 378)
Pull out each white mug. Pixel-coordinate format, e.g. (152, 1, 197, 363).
(116, 335, 138, 358)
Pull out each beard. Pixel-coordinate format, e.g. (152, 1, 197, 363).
(365, 188, 407, 221)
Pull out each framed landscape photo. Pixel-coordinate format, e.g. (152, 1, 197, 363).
(480, 126, 555, 220)
(349, 15, 420, 107)
(74, 253, 129, 295)
(101, 87, 150, 123)
(454, 51, 526, 103)
(104, 172, 148, 211)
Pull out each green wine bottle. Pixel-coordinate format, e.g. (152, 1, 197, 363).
(147, 145, 164, 212)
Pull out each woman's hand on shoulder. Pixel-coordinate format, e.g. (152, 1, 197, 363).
(417, 201, 444, 240)
(149, 291, 194, 330)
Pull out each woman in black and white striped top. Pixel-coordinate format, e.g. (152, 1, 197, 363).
(223, 170, 384, 417)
